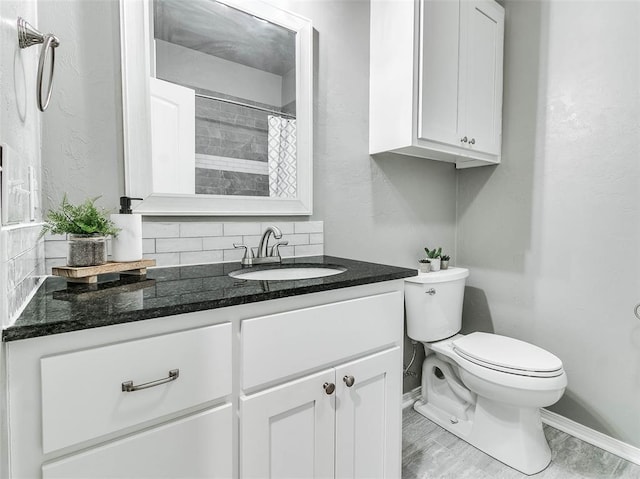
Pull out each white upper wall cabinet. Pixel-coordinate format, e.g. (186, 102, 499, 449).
(370, 0, 505, 169)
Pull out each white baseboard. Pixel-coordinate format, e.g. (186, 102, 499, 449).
(402, 386, 421, 409)
(541, 408, 640, 466)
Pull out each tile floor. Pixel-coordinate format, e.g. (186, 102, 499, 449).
(403, 406, 640, 479)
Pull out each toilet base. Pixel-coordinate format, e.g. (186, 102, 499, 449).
(415, 355, 552, 475)
(414, 398, 551, 475)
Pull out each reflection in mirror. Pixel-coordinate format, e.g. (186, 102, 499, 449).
(153, 0, 298, 198)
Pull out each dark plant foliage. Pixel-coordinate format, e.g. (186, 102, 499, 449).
(41, 195, 119, 237)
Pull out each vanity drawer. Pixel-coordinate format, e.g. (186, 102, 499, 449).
(42, 404, 233, 479)
(241, 291, 403, 390)
(41, 323, 232, 453)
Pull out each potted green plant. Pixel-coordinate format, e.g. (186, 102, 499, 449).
(418, 258, 431, 273)
(41, 195, 119, 267)
(441, 254, 451, 270)
(424, 246, 442, 271)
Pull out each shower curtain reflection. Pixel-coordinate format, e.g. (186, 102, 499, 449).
(268, 115, 297, 198)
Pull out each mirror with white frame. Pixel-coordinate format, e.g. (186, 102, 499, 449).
(120, 0, 313, 215)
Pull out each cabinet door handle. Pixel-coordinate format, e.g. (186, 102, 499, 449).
(323, 382, 336, 395)
(469, 138, 476, 145)
(343, 375, 355, 387)
(460, 136, 468, 143)
(122, 369, 180, 392)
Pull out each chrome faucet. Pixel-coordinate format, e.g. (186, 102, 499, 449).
(234, 225, 289, 266)
(257, 225, 282, 258)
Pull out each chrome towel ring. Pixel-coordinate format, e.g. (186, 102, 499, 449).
(17, 17, 60, 112)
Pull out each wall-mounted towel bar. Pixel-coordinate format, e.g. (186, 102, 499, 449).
(17, 17, 60, 112)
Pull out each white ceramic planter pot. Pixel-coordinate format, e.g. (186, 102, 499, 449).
(418, 262, 431, 273)
(67, 234, 107, 267)
(429, 258, 441, 272)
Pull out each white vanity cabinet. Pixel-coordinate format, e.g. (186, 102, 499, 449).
(240, 291, 403, 478)
(3, 280, 406, 479)
(241, 349, 401, 479)
(370, 0, 505, 168)
(39, 324, 233, 478)
(5, 319, 234, 479)
(41, 405, 233, 479)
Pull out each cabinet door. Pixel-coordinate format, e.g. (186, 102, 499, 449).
(418, 0, 461, 146)
(241, 369, 336, 479)
(42, 404, 232, 479)
(335, 347, 402, 479)
(460, 0, 505, 155)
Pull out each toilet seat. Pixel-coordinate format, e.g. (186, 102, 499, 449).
(452, 332, 564, 378)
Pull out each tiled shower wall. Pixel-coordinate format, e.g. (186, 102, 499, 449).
(44, 220, 324, 273)
(195, 87, 277, 196)
(1, 225, 46, 327)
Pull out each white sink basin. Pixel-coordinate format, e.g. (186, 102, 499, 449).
(229, 266, 346, 281)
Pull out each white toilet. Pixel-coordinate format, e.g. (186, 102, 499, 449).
(405, 268, 567, 475)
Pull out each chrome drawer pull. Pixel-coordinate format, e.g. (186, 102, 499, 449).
(121, 369, 179, 392)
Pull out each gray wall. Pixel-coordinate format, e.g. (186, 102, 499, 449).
(457, 0, 640, 448)
(38, 0, 124, 211)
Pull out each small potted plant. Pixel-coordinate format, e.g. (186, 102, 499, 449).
(424, 246, 442, 271)
(418, 258, 431, 273)
(41, 195, 119, 267)
(441, 254, 451, 270)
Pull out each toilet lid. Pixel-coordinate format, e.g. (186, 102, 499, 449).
(452, 332, 564, 378)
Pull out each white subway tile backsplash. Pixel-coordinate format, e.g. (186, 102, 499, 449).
(242, 235, 262, 248)
(142, 238, 156, 254)
(203, 236, 242, 250)
(45, 257, 66, 273)
(145, 252, 181, 267)
(8, 224, 42, 259)
(180, 222, 224, 238)
(45, 240, 68, 259)
(2, 224, 46, 325)
(44, 220, 324, 269)
(223, 248, 245, 262)
(156, 237, 203, 253)
(294, 221, 323, 234)
(260, 222, 295, 235)
(285, 233, 311, 246)
(142, 222, 180, 238)
(310, 233, 323, 244)
(278, 245, 295, 258)
(223, 222, 261, 236)
(295, 244, 324, 257)
(180, 250, 224, 265)
(44, 232, 67, 241)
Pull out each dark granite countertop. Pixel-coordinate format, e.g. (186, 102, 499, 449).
(3, 256, 417, 342)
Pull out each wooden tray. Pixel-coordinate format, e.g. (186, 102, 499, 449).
(52, 259, 156, 284)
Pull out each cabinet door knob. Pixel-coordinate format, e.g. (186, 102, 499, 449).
(460, 136, 468, 143)
(469, 138, 476, 145)
(343, 375, 355, 387)
(323, 382, 336, 395)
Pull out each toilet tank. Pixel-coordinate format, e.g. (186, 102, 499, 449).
(404, 268, 469, 342)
